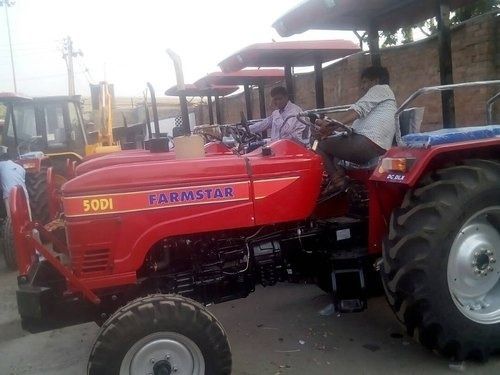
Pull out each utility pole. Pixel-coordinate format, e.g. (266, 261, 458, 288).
(1, 0, 17, 92)
(62, 36, 82, 95)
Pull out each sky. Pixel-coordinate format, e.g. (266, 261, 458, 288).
(0, 0, 358, 98)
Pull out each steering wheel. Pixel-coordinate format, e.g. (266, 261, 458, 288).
(16, 136, 43, 156)
(199, 132, 223, 143)
(313, 117, 352, 139)
(237, 113, 261, 143)
(238, 112, 252, 134)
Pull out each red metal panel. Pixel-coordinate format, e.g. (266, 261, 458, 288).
(76, 144, 232, 176)
(63, 181, 251, 217)
(195, 69, 285, 88)
(218, 40, 360, 72)
(25, 231, 101, 304)
(165, 84, 239, 97)
(370, 139, 500, 187)
(367, 139, 500, 253)
(67, 156, 249, 195)
(9, 187, 33, 276)
(247, 140, 323, 225)
(63, 139, 322, 278)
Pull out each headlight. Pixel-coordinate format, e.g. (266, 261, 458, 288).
(378, 157, 415, 173)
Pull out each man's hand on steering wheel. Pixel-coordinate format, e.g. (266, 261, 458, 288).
(237, 113, 261, 142)
(314, 118, 351, 139)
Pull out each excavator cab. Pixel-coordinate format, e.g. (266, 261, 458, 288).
(0, 83, 124, 172)
(0, 93, 87, 164)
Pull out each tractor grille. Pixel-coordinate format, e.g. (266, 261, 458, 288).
(78, 249, 111, 274)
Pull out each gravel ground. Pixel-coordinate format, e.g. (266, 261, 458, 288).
(1, 257, 500, 374)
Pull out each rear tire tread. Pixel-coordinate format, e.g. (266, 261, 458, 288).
(382, 159, 500, 360)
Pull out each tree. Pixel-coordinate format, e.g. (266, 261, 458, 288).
(452, 0, 500, 22)
(375, 0, 500, 47)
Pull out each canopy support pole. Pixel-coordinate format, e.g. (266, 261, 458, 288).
(285, 63, 294, 102)
(244, 84, 253, 120)
(437, 0, 455, 128)
(314, 56, 325, 108)
(368, 23, 381, 67)
(215, 95, 222, 124)
(207, 95, 214, 125)
(258, 83, 266, 118)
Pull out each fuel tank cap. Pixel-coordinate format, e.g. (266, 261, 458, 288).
(261, 146, 272, 156)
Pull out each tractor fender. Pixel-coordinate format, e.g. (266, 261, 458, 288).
(367, 138, 500, 254)
(370, 138, 500, 188)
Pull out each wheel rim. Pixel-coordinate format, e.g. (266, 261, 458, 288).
(119, 331, 205, 375)
(448, 206, 500, 324)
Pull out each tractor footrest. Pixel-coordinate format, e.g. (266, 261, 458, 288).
(331, 267, 367, 313)
(338, 298, 365, 313)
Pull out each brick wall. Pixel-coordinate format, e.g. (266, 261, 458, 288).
(200, 11, 499, 131)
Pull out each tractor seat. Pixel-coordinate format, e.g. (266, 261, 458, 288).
(402, 125, 500, 148)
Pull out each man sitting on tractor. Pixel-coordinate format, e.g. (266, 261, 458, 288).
(249, 86, 309, 145)
(315, 66, 397, 196)
(0, 146, 29, 218)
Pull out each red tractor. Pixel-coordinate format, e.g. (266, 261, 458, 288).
(8, 81, 500, 374)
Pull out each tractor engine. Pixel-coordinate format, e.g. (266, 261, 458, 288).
(138, 229, 285, 305)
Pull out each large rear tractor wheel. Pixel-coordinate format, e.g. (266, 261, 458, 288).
(2, 217, 16, 270)
(26, 168, 49, 224)
(382, 160, 500, 360)
(87, 294, 231, 375)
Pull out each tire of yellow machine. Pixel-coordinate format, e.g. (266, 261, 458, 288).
(26, 167, 49, 224)
(87, 294, 232, 375)
(2, 217, 16, 270)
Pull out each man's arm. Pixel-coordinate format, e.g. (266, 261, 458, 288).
(281, 114, 307, 142)
(335, 109, 359, 126)
(350, 85, 395, 118)
(315, 109, 359, 135)
(248, 116, 272, 134)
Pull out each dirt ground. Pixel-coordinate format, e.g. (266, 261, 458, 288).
(1, 257, 500, 375)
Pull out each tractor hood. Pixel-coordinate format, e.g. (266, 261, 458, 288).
(76, 142, 233, 176)
(62, 139, 323, 226)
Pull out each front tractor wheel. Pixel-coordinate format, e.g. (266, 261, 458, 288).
(87, 294, 231, 375)
(382, 160, 500, 360)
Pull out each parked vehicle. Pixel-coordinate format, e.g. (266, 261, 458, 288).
(8, 81, 500, 374)
(0, 83, 143, 269)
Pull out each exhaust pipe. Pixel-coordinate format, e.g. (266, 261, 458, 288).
(166, 49, 190, 136)
(147, 82, 160, 138)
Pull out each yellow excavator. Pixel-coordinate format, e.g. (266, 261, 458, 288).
(0, 82, 121, 173)
(0, 82, 125, 269)
(85, 81, 122, 156)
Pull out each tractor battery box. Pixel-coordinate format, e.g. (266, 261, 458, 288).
(326, 217, 368, 250)
(16, 285, 54, 320)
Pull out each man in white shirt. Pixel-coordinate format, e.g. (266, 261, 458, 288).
(249, 86, 309, 146)
(315, 66, 397, 195)
(0, 146, 29, 217)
